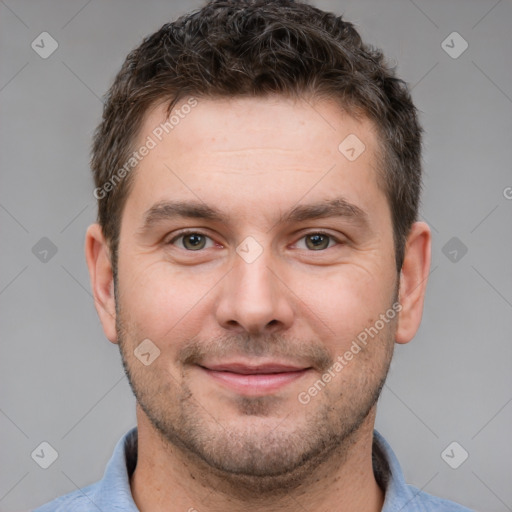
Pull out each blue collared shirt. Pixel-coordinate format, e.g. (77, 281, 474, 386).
(33, 427, 473, 511)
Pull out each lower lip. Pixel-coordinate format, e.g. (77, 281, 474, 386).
(201, 367, 310, 395)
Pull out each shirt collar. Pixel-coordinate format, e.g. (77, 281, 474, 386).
(96, 426, 415, 510)
(372, 429, 423, 511)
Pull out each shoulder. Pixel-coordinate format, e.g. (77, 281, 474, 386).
(372, 430, 474, 512)
(401, 484, 475, 511)
(31, 482, 100, 511)
(31, 427, 138, 511)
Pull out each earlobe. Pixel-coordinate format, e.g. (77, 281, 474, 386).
(395, 222, 431, 345)
(85, 223, 118, 344)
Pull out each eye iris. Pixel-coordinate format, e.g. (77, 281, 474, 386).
(183, 234, 206, 250)
(306, 234, 329, 250)
(180, 234, 331, 251)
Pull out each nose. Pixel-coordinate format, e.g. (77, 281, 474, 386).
(214, 248, 295, 335)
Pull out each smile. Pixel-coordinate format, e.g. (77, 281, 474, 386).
(198, 363, 312, 395)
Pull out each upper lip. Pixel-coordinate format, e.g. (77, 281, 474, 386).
(200, 362, 310, 374)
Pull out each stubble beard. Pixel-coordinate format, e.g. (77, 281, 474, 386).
(115, 290, 396, 495)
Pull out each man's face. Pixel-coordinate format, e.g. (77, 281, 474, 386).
(114, 96, 398, 484)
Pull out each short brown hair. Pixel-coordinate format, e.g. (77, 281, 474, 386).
(91, 0, 423, 272)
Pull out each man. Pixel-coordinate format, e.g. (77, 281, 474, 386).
(34, 0, 473, 510)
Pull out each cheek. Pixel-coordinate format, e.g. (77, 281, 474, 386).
(290, 266, 392, 345)
(118, 260, 219, 344)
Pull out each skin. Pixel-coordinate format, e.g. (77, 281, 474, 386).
(86, 95, 431, 512)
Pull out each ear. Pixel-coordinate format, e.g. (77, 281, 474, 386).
(85, 223, 118, 344)
(395, 221, 431, 344)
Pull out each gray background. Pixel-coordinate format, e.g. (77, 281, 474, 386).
(1, 0, 511, 511)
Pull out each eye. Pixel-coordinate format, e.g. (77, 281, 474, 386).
(295, 232, 339, 251)
(169, 231, 216, 251)
(167, 231, 341, 252)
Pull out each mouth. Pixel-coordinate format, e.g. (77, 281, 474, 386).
(198, 362, 312, 395)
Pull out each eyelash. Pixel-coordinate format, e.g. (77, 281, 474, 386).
(167, 229, 343, 251)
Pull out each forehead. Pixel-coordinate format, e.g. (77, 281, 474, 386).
(139, 95, 379, 164)
(123, 95, 386, 226)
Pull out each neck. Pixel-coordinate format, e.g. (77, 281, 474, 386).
(130, 404, 384, 512)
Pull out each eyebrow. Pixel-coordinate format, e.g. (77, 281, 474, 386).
(139, 197, 369, 234)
